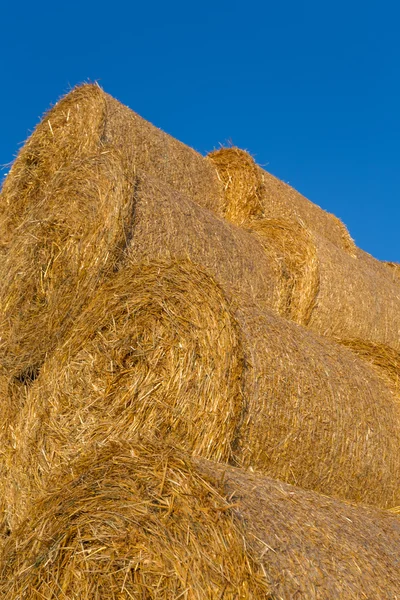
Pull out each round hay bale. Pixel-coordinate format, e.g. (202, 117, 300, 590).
(207, 147, 264, 224)
(232, 301, 400, 509)
(208, 148, 400, 352)
(307, 242, 400, 352)
(0, 85, 232, 386)
(0, 441, 271, 599)
(207, 146, 356, 254)
(0, 85, 106, 253)
(197, 458, 400, 599)
(4, 259, 400, 524)
(248, 217, 319, 325)
(0, 149, 133, 378)
(3, 260, 244, 530)
(0, 84, 223, 258)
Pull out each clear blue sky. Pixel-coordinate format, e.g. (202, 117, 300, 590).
(1, 1, 399, 261)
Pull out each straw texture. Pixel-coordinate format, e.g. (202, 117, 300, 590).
(198, 457, 400, 599)
(0, 84, 223, 381)
(1, 86, 400, 598)
(2, 441, 400, 599)
(0, 441, 271, 599)
(207, 147, 356, 253)
(3, 259, 400, 533)
(208, 147, 400, 350)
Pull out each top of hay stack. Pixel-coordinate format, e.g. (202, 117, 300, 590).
(1, 85, 400, 599)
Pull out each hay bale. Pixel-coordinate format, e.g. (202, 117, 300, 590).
(3, 260, 400, 532)
(339, 338, 400, 396)
(208, 148, 400, 349)
(2, 440, 400, 599)
(0, 85, 106, 253)
(0, 441, 271, 599)
(207, 146, 356, 253)
(0, 162, 276, 389)
(197, 458, 400, 599)
(206, 147, 264, 224)
(0, 150, 133, 378)
(2, 260, 245, 530)
(0, 84, 222, 251)
(119, 181, 400, 507)
(249, 218, 319, 324)
(232, 300, 400, 509)
(0, 85, 234, 382)
(307, 242, 400, 351)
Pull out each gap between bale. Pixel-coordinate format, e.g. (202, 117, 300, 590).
(0, 440, 273, 599)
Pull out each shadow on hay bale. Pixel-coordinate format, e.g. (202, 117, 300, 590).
(0, 441, 271, 599)
(208, 147, 400, 352)
(2, 440, 400, 599)
(3, 260, 400, 535)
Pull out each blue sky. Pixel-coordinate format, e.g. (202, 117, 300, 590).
(1, 1, 399, 261)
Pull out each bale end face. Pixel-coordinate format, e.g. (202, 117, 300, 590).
(207, 147, 265, 224)
(0, 441, 272, 599)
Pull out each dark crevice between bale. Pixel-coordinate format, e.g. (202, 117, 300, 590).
(14, 364, 41, 387)
(115, 175, 140, 267)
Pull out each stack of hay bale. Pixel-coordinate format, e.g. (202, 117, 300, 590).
(0, 85, 399, 598)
